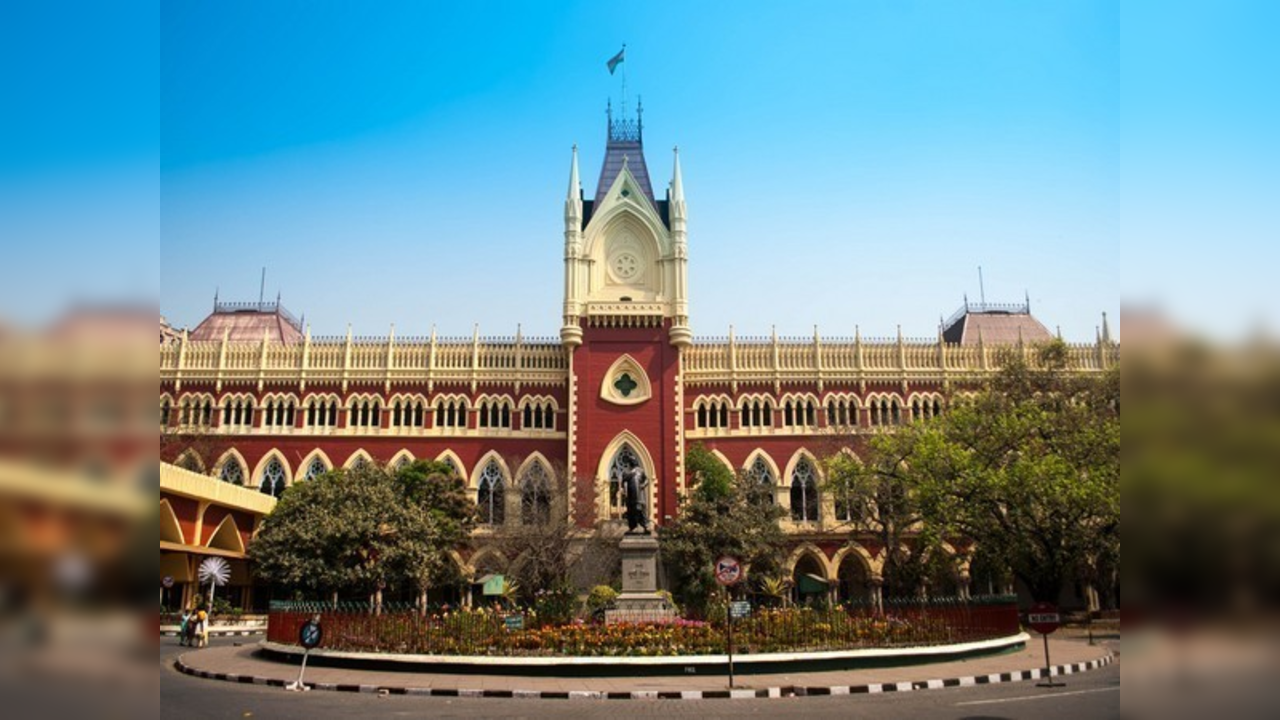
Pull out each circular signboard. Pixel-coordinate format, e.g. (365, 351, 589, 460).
(161, 575, 174, 589)
(298, 619, 323, 649)
(714, 556, 743, 586)
(1027, 602, 1061, 635)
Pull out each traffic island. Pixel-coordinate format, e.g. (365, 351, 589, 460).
(172, 637, 1114, 699)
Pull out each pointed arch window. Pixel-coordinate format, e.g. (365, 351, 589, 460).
(520, 462, 552, 525)
(748, 455, 775, 504)
(442, 457, 461, 479)
(259, 457, 287, 497)
(790, 458, 819, 522)
(302, 456, 328, 481)
(477, 460, 505, 526)
(219, 458, 245, 485)
(607, 444, 642, 520)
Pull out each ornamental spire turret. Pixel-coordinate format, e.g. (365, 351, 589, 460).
(670, 145, 686, 225)
(565, 144, 582, 232)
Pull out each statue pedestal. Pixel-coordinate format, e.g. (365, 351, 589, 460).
(605, 534, 676, 623)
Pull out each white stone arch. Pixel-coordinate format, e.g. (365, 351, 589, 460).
(865, 391, 906, 426)
(467, 546, 510, 578)
(516, 394, 558, 411)
(469, 450, 513, 490)
(304, 391, 341, 408)
(387, 448, 416, 471)
(707, 448, 735, 475)
(786, 542, 833, 581)
(251, 449, 294, 488)
(343, 391, 380, 409)
(174, 448, 206, 474)
(212, 448, 250, 486)
(343, 448, 376, 470)
(387, 391, 429, 407)
(906, 390, 946, 421)
(782, 448, 824, 488)
(513, 451, 555, 486)
(159, 499, 184, 545)
(595, 430, 658, 522)
(260, 390, 300, 405)
(831, 542, 879, 580)
(434, 449, 467, 480)
(582, 196, 669, 302)
(206, 514, 246, 554)
(783, 448, 823, 521)
(296, 448, 334, 480)
(742, 448, 782, 487)
(821, 390, 862, 407)
(431, 393, 472, 410)
(599, 354, 652, 406)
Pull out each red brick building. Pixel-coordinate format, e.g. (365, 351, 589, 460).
(160, 107, 1117, 607)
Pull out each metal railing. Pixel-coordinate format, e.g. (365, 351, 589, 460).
(265, 596, 1020, 656)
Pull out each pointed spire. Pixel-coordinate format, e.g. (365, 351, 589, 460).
(670, 146, 684, 202)
(567, 144, 580, 199)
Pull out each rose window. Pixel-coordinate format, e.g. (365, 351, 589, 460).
(612, 252, 640, 280)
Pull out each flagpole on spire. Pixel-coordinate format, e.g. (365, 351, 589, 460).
(607, 44, 627, 115)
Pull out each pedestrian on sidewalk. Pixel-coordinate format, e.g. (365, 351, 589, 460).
(194, 608, 209, 648)
(178, 607, 192, 646)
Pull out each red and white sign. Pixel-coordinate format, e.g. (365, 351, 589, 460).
(714, 556, 743, 586)
(1027, 602, 1061, 635)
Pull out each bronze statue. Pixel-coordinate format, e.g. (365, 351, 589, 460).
(621, 465, 650, 534)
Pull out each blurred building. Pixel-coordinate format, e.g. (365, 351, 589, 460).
(159, 105, 1119, 610)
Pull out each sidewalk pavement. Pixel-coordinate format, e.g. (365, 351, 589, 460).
(160, 624, 265, 637)
(174, 637, 1114, 699)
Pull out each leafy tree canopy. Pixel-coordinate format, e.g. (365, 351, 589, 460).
(249, 460, 475, 601)
(881, 340, 1120, 602)
(660, 444, 785, 616)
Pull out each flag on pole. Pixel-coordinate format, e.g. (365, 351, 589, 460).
(607, 46, 625, 75)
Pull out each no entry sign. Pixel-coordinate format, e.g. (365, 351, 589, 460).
(714, 556, 743, 586)
(1027, 602, 1062, 635)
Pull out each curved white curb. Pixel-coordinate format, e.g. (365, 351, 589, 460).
(259, 632, 1030, 669)
(172, 638, 1116, 700)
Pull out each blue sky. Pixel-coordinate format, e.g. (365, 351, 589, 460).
(3, 1, 1277, 339)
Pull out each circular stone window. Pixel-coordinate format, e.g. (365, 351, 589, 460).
(611, 252, 641, 281)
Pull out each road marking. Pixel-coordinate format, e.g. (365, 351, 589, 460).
(956, 686, 1119, 706)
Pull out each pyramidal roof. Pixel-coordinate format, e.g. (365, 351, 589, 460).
(190, 299, 304, 343)
(593, 102, 656, 208)
(941, 299, 1053, 345)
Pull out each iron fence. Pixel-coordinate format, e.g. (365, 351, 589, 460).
(265, 595, 1019, 657)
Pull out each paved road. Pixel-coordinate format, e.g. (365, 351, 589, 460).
(161, 637, 1119, 719)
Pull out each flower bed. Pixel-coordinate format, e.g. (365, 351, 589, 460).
(267, 597, 1019, 657)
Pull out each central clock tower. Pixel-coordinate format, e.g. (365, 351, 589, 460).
(561, 103, 690, 530)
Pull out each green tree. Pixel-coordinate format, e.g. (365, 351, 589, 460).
(904, 340, 1120, 602)
(824, 444, 940, 599)
(249, 460, 475, 609)
(389, 460, 476, 611)
(659, 445, 786, 616)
